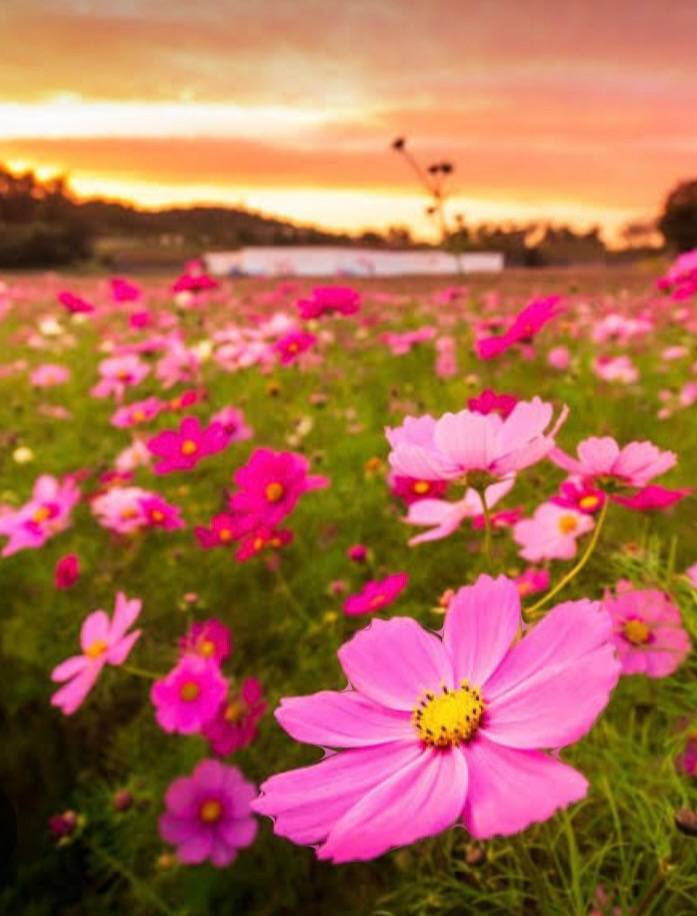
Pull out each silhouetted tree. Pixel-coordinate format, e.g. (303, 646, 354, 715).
(658, 180, 697, 252)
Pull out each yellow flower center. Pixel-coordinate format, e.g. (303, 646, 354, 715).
(219, 528, 233, 543)
(117, 370, 131, 381)
(558, 513, 579, 534)
(413, 682, 484, 748)
(412, 480, 430, 495)
(623, 619, 651, 645)
(287, 341, 299, 353)
(198, 639, 216, 658)
(199, 799, 222, 823)
(132, 409, 146, 422)
(85, 639, 108, 659)
(578, 495, 599, 510)
(265, 481, 284, 502)
(253, 536, 266, 551)
(181, 439, 198, 456)
(369, 593, 386, 609)
(32, 505, 52, 523)
(150, 509, 165, 522)
(224, 699, 247, 723)
(180, 681, 201, 702)
(120, 507, 138, 520)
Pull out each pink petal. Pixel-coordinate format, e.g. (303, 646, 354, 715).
(252, 741, 421, 845)
(317, 747, 467, 862)
(577, 436, 620, 474)
(338, 617, 454, 711)
(106, 629, 141, 666)
(50, 664, 101, 715)
(463, 735, 587, 838)
(159, 813, 200, 844)
(218, 817, 258, 849)
(276, 690, 413, 747)
(79, 610, 110, 651)
(110, 592, 142, 640)
(51, 655, 88, 682)
(434, 410, 500, 470)
(177, 832, 214, 864)
(442, 575, 520, 686)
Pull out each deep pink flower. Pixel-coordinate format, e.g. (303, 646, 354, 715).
(159, 759, 257, 866)
(235, 526, 293, 562)
(297, 286, 360, 319)
(0, 474, 80, 556)
(550, 437, 676, 490)
(612, 485, 691, 511)
(203, 678, 267, 755)
(151, 656, 228, 735)
(211, 406, 253, 442)
(138, 495, 185, 530)
(57, 290, 95, 314)
(111, 397, 164, 429)
(476, 297, 562, 359)
(467, 389, 518, 419)
(602, 581, 690, 678)
(390, 475, 448, 506)
(347, 544, 368, 563)
(110, 277, 141, 302)
(148, 416, 231, 474)
(51, 593, 142, 715)
(679, 735, 697, 778)
(54, 554, 80, 589)
(551, 479, 606, 515)
(514, 567, 550, 597)
(387, 398, 567, 482)
(195, 512, 251, 549)
(343, 573, 408, 616)
(471, 507, 523, 530)
(253, 575, 620, 861)
(274, 330, 317, 365)
(180, 619, 232, 665)
(513, 503, 594, 562)
(229, 448, 329, 527)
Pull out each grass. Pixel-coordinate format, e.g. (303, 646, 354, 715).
(1, 266, 696, 915)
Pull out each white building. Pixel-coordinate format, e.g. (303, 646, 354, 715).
(204, 247, 503, 277)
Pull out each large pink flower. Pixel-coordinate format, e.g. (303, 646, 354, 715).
(0, 474, 80, 556)
(343, 573, 408, 616)
(513, 503, 594, 562)
(51, 593, 142, 715)
(148, 416, 231, 474)
(253, 575, 620, 861)
(159, 759, 257, 866)
(387, 397, 567, 482)
(550, 437, 676, 490)
(151, 657, 228, 735)
(602, 581, 690, 678)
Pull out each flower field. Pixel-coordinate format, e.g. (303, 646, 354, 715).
(1, 262, 697, 915)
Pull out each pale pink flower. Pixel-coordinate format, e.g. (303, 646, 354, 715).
(404, 478, 514, 546)
(513, 503, 594, 562)
(550, 437, 676, 489)
(91, 355, 150, 401)
(30, 363, 70, 387)
(0, 474, 80, 556)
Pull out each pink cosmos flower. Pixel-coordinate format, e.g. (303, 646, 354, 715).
(390, 474, 448, 506)
(550, 436, 677, 490)
(476, 296, 561, 359)
(467, 389, 518, 419)
(54, 553, 80, 589)
(347, 544, 368, 563)
(30, 363, 70, 387)
(110, 277, 141, 302)
(91, 354, 150, 401)
(274, 330, 317, 365)
(434, 336, 457, 379)
(551, 478, 606, 515)
(138, 495, 185, 530)
(203, 678, 267, 755)
(159, 759, 257, 867)
(58, 290, 95, 314)
(514, 567, 550, 597)
(151, 656, 228, 735)
(612, 485, 691, 511)
(296, 286, 360, 320)
(547, 345, 571, 370)
(180, 620, 232, 665)
(602, 581, 690, 678)
(0, 474, 80, 556)
(111, 397, 164, 429)
(387, 397, 567, 482)
(235, 526, 293, 562)
(51, 593, 142, 715)
(253, 575, 620, 861)
(91, 486, 181, 535)
(211, 406, 253, 442)
(195, 512, 249, 549)
(471, 507, 523, 530)
(593, 355, 638, 385)
(156, 341, 201, 389)
(343, 573, 408, 616)
(513, 503, 594, 562)
(229, 448, 329, 528)
(404, 479, 514, 546)
(148, 416, 231, 474)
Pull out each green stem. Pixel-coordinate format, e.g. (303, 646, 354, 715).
(122, 663, 160, 681)
(479, 488, 493, 566)
(525, 498, 610, 619)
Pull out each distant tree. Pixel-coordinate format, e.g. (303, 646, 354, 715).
(658, 180, 697, 252)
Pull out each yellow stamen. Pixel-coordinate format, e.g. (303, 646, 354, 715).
(558, 513, 579, 534)
(181, 439, 198, 456)
(199, 799, 222, 823)
(85, 639, 108, 659)
(265, 481, 284, 502)
(579, 495, 599, 510)
(32, 506, 52, 523)
(412, 480, 430, 495)
(150, 509, 165, 523)
(198, 639, 216, 658)
(623, 619, 651, 645)
(132, 409, 146, 422)
(180, 681, 200, 702)
(224, 699, 247, 724)
(219, 528, 233, 543)
(413, 681, 484, 747)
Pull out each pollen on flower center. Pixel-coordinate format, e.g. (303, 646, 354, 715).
(623, 618, 651, 645)
(412, 480, 430, 495)
(150, 509, 165, 522)
(558, 513, 579, 534)
(180, 681, 201, 701)
(199, 639, 216, 658)
(579, 495, 599, 510)
(181, 439, 198, 456)
(219, 528, 233, 542)
(32, 505, 52, 523)
(199, 799, 222, 823)
(265, 481, 284, 502)
(224, 699, 246, 723)
(85, 639, 108, 659)
(132, 409, 146, 422)
(413, 681, 484, 747)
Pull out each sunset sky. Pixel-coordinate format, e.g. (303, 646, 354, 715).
(2, 0, 697, 241)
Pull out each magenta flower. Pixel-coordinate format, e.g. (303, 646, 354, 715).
(387, 397, 567, 482)
(151, 657, 228, 735)
(0, 474, 80, 556)
(274, 330, 317, 365)
(180, 619, 232, 665)
(195, 512, 250, 548)
(297, 286, 360, 319)
(343, 573, 408, 616)
(476, 296, 562, 360)
(51, 593, 142, 715)
(551, 478, 606, 515)
(229, 448, 329, 527)
(159, 759, 257, 866)
(203, 678, 267, 755)
(54, 553, 80, 589)
(253, 575, 620, 861)
(110, 276, 141, 302)
(148, 416, 231, 474)
(91, 355, 149, 401)
(111, 397, 164, 429)
(513, 503, 594, 562)
(211, 406, 253, 442)
(235, 526, 293, 562)
(30, 363, 70, 388)
(467, 389, 518, 419)
(390, 474, 448, 506)
(679, 735, 697, 778)
(550, 436, 676, 490)
(57, 290, 95, 314)
(602, 581, 690, 678)
(138, 495, 185, 530)
(612, 485, 691, 511)
(514, 567, 550, 597)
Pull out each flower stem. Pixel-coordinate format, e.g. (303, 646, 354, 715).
(122, 663, 160, 681)
(479, 488, 493, 566)
(524, 498, 610, 619)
